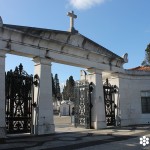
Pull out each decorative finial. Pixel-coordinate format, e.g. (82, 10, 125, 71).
(122, 53, 128, 63)
(67, 11, 78, 33)
(0, 16, 3, 27)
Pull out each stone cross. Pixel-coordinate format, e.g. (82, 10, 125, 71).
(67, 11, 77, 33)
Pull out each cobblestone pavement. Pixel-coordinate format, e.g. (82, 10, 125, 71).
(0, 116, 150, 150)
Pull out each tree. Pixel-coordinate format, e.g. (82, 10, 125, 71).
(67, 76, 75, 100)
(51, 74, 56, 97)
(62, 76, 75, 101)
(54, 74, 61, 100)
(142, 43, 150, 66)
(51, 73, 62, 101)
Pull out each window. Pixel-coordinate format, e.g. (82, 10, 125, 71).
(141, 91, 150, 113)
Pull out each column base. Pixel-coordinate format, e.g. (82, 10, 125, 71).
(0, 127, 6, 143)
(91, 121, 106, 129)
(37, 124, 55, 135)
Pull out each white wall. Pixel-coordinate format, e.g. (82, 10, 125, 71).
(81, 71, 106, 129)
(107, 71, 150, 126)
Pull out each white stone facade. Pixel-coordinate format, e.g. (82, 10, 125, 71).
(0, 51, 6, 138)
(60, 100, 74, 116)
(81, 69, 150, 127)
(106, 70, 150, 126)
(0, 18, 150, 139)
(33, 57, 54, 135)
(86, 68, 106, 129)
(0, 22, 125, 137)
(60, 103, 70, 116)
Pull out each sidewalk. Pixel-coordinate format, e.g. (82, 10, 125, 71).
(0, 125, 150, 150)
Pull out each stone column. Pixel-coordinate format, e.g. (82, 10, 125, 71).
(0, 50, 6, 140)
(87, 68, 106, 129)
(33, 57, 55, 135)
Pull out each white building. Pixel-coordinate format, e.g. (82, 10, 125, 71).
(60, 100, 74, 116)
(80, 66, 150, 127)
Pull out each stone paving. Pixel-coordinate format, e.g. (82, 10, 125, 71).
(0, 116, 150, 150)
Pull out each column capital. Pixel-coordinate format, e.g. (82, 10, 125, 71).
(32, 57, 51, 66)
(86, 67, 103, 75)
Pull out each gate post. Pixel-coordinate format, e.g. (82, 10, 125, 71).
(0, 50, 6, 140)
(87, 68, 106, 129)
(33, 57, 55, 135)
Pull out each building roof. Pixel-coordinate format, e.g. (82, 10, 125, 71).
(61, 100, 74, 105)
(128, 66, 150, 71)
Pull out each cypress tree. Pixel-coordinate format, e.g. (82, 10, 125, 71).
(51, 73, 56, 97)
(62, 76, 75, 101)
(54, 74, 61, 100)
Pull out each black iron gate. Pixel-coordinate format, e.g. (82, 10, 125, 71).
(5, 64, 33, 134)
(103, 79, 117, 126)
(74, 80, 93, 129)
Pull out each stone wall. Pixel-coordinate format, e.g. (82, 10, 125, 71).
(82, 70, 150, 127)
(107, 71, 150, 126)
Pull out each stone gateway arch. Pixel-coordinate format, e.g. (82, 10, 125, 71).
(0, 16, 127, 139)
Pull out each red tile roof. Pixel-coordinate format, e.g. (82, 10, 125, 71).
(128, 66, 150, 71)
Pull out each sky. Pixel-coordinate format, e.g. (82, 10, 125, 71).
(0, 0, 150, 84)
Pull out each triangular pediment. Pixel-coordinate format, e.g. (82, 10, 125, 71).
(3, 24, 124, 62)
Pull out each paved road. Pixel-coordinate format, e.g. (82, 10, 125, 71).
(0, 116, 150, 150)
(1, 129, 150, 150)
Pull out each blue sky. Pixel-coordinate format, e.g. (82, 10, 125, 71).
(1, 0, 150, 84)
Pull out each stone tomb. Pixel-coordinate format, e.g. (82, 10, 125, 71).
(60, 100, 74, 116)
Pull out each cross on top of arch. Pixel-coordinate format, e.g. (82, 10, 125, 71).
(67, 11, 78, 33)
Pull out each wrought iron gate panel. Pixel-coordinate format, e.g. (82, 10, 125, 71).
(103, 79, 116, 126)
(5, 64, 33, 134)
(74, 80, 91, 129)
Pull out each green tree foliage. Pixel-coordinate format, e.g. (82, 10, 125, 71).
(54, 74, 61, 100)
(62, 76, 75, 101)
(51, 74, 56, 97)
(51, 73, 61, 100)
(142, 43, 150, 66)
